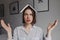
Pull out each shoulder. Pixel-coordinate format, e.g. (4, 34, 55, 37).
(14, 26, 23, 31)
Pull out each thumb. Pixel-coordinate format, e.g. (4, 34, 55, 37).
(7, 23, 11, 27)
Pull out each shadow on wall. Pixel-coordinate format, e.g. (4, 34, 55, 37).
(0, 26, 6, 34)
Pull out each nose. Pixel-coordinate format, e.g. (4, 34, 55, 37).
(27, 15, 30, 19)
(27, 16, 30, 19)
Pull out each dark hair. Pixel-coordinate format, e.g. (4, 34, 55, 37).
(22, 6, 36, 25)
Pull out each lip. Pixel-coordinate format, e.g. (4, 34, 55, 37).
(26, 20, 31, 22)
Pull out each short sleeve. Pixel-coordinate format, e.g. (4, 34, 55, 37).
(44, 34, 51, 40)
(12, 27, 19, 40)
(39, 29, 51, 40)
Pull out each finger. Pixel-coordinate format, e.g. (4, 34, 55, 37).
(52, 19, 58, 27)
(48, 23, 51, 29)
(50, 19, 58, 30)
(55, 19, 58, 26)
(1, 19, 7, 28)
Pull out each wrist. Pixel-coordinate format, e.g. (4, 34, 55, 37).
(46, 30, 51, 37)
(7, 31, 12, 39)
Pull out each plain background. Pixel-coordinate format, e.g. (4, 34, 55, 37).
(0, 0, 60, 40)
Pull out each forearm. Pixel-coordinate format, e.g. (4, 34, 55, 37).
(7, 32, 12, 40)
(45, 30, 52, 40)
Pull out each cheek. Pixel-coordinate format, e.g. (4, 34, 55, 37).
(30, 16, 33, 21)
(24, 16, 27, 20)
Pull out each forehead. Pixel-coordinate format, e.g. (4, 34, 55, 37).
(24, 9, 33, 13)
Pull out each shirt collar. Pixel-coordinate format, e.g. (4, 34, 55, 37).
(21, 25, 36, 34)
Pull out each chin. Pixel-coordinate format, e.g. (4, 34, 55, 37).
(26, 22, 32, 24)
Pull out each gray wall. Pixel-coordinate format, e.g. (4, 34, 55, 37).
(0, 0, 60, 40)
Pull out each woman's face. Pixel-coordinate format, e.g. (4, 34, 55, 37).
(24, 9, 33, 24)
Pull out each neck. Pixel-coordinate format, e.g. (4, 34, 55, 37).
(24, 23, 32, 29)
(24, 23, 33, 33)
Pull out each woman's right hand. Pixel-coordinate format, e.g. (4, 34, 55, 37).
(1, 19, 12, 40)
(1, 19, 12, 33)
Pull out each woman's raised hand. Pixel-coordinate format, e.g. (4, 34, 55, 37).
(1, 19, 12, 33)
(47, 19, 58, 32)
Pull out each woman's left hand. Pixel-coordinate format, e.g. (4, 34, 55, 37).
(47, 19, 58, 33)
(46, 20, 58, 37)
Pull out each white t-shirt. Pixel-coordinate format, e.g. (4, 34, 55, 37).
(12, 25, 51, 40)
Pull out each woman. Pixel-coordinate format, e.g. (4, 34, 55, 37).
(1, 4, 58, 40)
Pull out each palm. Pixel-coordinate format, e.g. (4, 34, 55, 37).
(47, 20, 58, 32)
(1, 20, 12, 32)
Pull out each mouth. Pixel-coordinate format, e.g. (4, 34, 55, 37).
(26, 20, 31, 22)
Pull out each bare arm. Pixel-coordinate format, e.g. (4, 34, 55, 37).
(46, 19, 58, 40)
(1, 19, 12, 40)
